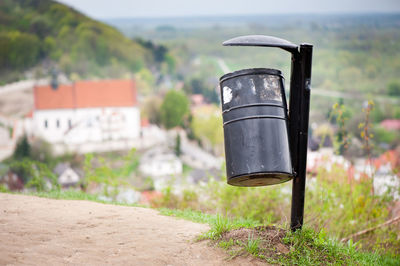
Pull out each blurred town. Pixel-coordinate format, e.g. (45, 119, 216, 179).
(0, 75, 224, 201)
(1, 73, 399, 203)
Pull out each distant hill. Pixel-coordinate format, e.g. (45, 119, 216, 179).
(0, 0, 153, 82)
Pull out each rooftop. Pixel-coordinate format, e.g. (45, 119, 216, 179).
(34, 79, 137, 110)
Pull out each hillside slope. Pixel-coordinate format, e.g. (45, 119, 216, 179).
(0, 0, 151, 82)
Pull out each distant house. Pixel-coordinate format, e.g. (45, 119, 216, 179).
(139, 147, 183, 177)
(32, 80, 140, 149)
(54, 163, 82, 188)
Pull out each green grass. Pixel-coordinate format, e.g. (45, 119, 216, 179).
(158, 207, 399, 265)
(274, 227, 400, 266)
(218, 238, 235, 250)
(244, 234, 260, 255)
(158, 208, 260, 240)
(33, 189, 102, 201)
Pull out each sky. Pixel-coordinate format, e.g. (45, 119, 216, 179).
(57, 0, 400, 19)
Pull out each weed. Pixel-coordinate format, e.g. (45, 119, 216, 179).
(212, 214, 232, 238)
(332, 101, 351, 155)
(244, 233, 260, 255)
(218, 238, 234, 250)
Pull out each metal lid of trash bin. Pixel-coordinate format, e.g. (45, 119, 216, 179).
(220, 68, 283, 83)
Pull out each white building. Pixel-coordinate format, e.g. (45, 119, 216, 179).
(32, 80, 140, 153)
(54, 163, 82, 188)
(139, 147, 183, 177)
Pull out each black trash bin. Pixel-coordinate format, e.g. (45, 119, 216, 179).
(220, 68, 293, 187)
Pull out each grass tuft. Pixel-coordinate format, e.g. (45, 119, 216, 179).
(218, 238, 235, 250)
(244, 233, 260, 255)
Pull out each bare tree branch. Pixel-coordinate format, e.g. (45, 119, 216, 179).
(341, 215, 400, 243)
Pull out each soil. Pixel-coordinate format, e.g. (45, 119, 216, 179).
(0, 193, 266, 265)
(218, 226, 290, 260)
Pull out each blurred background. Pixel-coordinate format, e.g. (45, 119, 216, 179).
(0, 0, 399, 256)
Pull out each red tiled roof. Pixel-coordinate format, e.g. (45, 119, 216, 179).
(34, 79, 137, 110)
(34, 84, 75, 110)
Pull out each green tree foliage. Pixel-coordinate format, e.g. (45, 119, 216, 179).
(160, 90, 190, 129)
(82, 149, 138, 198)
(0, 31, 41, 69)
(30, 138, 54, 165)
(184, 78, 219, 104)
(135, 38, 176, 74)
(175, 134, 181, 157)
(373, 125, 399, 146)
(0, 0, 157, 79)
(13, 135, 31, 159)
(135, 38, 168, 63)
(142, 96, 163, 125)
(191, 113, 223, 150)
(135, 68, 156, 94)
(9, 158, 59, 191)
(387, 80, 400, 96)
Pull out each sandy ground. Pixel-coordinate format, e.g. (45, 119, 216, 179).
(0, 193, 265, 265)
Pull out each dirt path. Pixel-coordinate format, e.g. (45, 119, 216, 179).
(0, 193, 264, 265)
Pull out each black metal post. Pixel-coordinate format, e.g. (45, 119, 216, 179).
(221, 35, 313, 231)
(289, 44, 313, 231)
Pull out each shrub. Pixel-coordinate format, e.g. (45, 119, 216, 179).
(9, 158, 59, 191)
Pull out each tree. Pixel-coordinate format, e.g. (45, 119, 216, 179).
(160, 90, 190, 129)
(13, 135, 31, 159)
(387, 80, 400, 96)
(30, 138, 54, 164)
(191, 113, 224, 154)
(142, 96, 162, 125)
(82, 149, 137, 197)
(9, 158, 59, 191)
(175, 134, 181, 157)
(183, 78, 219, 104)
